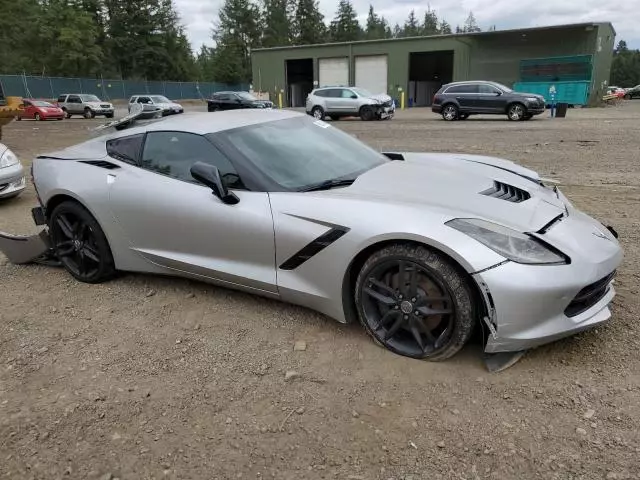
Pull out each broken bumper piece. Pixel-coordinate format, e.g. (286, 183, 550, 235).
(0, 229, 52, 264)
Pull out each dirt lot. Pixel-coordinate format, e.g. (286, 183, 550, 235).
(1, 104, 640, 480)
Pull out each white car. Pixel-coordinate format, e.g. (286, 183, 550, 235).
(128, 95, 184, 116)
(0, 142, 25, 199)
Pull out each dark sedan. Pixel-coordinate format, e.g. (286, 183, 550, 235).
(432, 81, 546, 121)
(207, 91, 273, 112)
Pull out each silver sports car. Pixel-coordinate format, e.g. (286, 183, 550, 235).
(0, 110, 623, 367)
(0, 142, 26, 199)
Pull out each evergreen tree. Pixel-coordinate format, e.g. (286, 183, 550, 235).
(462, 11, 481, 33)
(293, 0, 326, 45)
(365, 5, 389, 40)
(421, 7, 439, 36)
(262, 0, 293, 47)
(439, 20, 452, 34)
(392, 23, 403, 38)
(329, 0, 362, 42)
(611, 40, 640, 87)
(402, 10, 420, 37)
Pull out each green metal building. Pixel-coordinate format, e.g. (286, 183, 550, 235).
(251, 22, 616, 108)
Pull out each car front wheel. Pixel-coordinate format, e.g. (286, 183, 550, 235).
(355, 243, 475, 361)
(49, 201, 116, 284)
(84, 108, 95, 119)
(442, 104, 458, 121)
(507, 103, 526, 121)
(311, 106, 325, 120)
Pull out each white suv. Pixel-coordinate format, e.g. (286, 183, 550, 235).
(128, 95, 184, 116)
(306, 86, 394, 121)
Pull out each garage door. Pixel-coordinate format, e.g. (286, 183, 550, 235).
(355, 55, 388, 95)
(318, 58, 349, 87)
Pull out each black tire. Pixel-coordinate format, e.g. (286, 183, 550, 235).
(624, 94, 631, 100)
(507, 103, 526, 121)
(459, 113, 469, 120)
(441, 104, 458, 121)
(16, 116, 22, 121)
(330, 115, 340, 121)
(355, 243, 475, 361)
(63, 108, 72, 119)
(359, 106, 375, 121)
(34, 113, 41, 121)
(49, 201, 116, 284)
(84, 108, 95, 119)
(105, 113, 114, 119)
(311, 106, 325, 120)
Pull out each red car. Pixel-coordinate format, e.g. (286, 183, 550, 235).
(17, 99, 64, 121)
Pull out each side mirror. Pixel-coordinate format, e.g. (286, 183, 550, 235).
(190, 162, 239, 205)
(235, 98, 242, 103)
(495, 91, 502, 96)
(351, 94, 358, 99)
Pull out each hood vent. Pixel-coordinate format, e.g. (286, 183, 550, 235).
(480, 181, 530, 203)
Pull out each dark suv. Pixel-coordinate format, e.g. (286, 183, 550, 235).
(432, 81, 546, 121)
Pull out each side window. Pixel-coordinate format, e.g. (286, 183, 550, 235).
(314, 90, 328, 98)
(217, 94, 231, 101)
(57, 95, 66, 103)
(68, 95, 81, 103)
(341, 89, 355, 98)
(23, 100, 32, 107)
(106, 134, 144, 165)
(327, 89, 342, 98)
(137, 97, 151, 104)
(479, 84, 500, 94)
(140, 132, 244, 189)
(446, 85, 478, 94)
(129, 97, 136, 104)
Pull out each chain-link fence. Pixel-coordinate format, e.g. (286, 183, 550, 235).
(0, 74, 249, 100)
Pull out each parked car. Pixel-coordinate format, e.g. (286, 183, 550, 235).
(128, 95, 184, 116)
(306, 86, 394, 121)
(0, 110, 623, 368)
(0, 142, 25, 199)
(17, 99, 64, 121)
(624, 85, 640, 99)
(207, 91, 273, 112)
(57, 94, 114, 119)
(432, 81, 546, 121)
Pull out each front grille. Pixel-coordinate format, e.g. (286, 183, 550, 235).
(100, 104, 111, 108)
(480, 181, 531, 203)
(381, 100, 392, 107)
(0, 183, 8, 193)
(564, 271, 616, 317)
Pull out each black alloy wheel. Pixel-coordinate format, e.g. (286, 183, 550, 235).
(356, 244, 475, 361)
(49, 201, 116, 283)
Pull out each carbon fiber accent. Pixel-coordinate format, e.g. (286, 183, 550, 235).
(279, 226, 349, 270)
(78, 160, 121, 170)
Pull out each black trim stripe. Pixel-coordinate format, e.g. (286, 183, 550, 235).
(78, 160, 121, 170)
(279, 226, 349, 270)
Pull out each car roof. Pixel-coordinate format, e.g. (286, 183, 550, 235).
(109, 109, 303, 138)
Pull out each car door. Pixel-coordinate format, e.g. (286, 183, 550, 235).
(215, 93, 232, 110)
(324, 89, 346, 114)
(67, 95, 82, 114)
(477, 83, 506, 113)
(22, 100, 34, 119)
(106, 130, 278, 295)
(136, 96, 155, 113)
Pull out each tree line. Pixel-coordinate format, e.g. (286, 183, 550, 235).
(2, 0, 638, 89)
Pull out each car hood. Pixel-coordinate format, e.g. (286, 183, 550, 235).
(155, 102, 182, 109)
(367, 93, 392, 103)
(330, 152, 566, 233)
(513, 92, 546, 101)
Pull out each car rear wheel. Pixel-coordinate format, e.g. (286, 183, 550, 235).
(49, 201, 116, 284)
(355, 243, 475, 361)
(311, 106, 325, 120)
(105, 113, 114, 118)
(330, 115, 340, 121)
(84, 108, 95, 119)
(507, 103, 526, 121)
(359, 106, 375, 121)
(63, 108, 71, 119)
(34, 113, 41, 121)
(459, 113, 469, 120)
(442, 104, 458, 121)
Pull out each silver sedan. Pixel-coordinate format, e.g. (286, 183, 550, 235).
(0, 143, 25, 199)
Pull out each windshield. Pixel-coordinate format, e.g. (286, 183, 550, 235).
(80, 94, 101, 102)
(493, 82, 513, 93)
(33, 101, 54, 107)
(236, 92, 257, 100)
(214, 116, 389, 191)
(150, 95, 171, 103)
(352, 87, 374, 97)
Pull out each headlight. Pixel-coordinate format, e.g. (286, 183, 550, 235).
(446, 218, 568, 265)
(525, 97, 540, 102)
(0, 147, 20, 169)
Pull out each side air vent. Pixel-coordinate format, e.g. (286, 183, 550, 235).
(480, 181, 530, 203)
(79, 160, 120, 170)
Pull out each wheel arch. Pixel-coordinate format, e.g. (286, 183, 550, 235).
(506, 101, 526, 113)
(341, 238, 488, 325)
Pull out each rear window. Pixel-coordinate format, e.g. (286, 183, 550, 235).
(106, 134, 144, 165)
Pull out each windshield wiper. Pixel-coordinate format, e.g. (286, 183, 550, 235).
(300, 178, 357, 192)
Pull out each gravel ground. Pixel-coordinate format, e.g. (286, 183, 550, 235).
(1, 103, 640, 480)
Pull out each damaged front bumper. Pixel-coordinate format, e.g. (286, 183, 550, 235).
(0, 229, 52, 264)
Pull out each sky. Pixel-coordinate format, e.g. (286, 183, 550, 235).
(174, 0, 638, 52)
